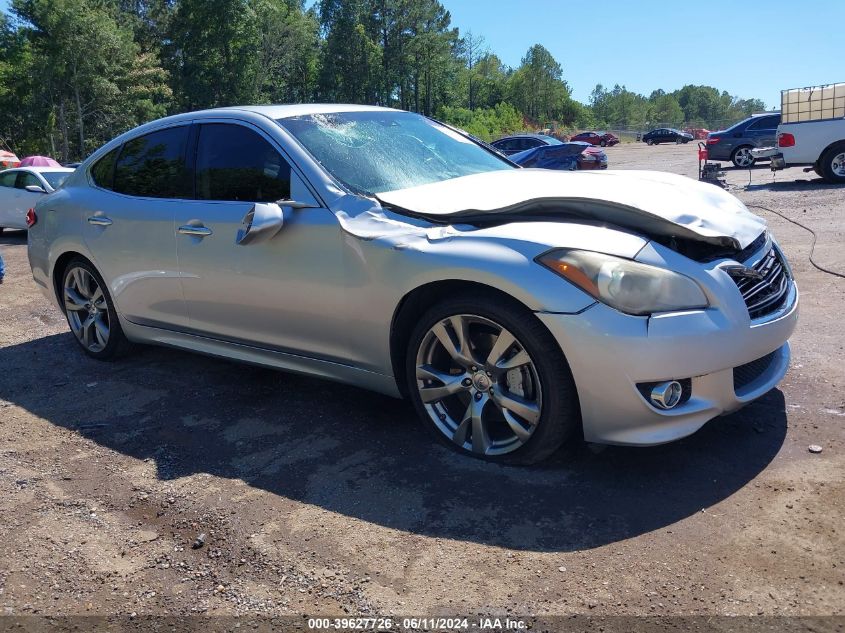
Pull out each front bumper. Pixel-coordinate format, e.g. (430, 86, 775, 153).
(538, 281, 798, 445)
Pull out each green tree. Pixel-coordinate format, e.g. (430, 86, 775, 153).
(165, 0, 261, 110)
(318, 0, 382, 103)
(509, 44, 570, 124)
(649, 93, 684, 127)
(253, 0, 320, 103)
(9, 0, 170, 159)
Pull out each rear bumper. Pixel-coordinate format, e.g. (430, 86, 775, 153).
(751, 147, 785, 169)
(538, 281, 798, 445)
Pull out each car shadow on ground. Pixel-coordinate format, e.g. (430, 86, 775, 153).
(0, 332, 788, 552)
(743, 177, 844, 192)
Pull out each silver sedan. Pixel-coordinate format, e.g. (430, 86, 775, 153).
(27, 105, 798, 464)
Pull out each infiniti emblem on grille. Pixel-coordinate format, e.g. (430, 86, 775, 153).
(723, 265, 765, 281)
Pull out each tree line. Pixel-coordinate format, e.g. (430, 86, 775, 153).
(0, 0, 770, 162)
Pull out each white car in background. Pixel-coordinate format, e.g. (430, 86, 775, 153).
(0, 167, 75, 232)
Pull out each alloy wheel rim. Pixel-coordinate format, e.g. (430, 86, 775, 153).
(415, 314, 543, 456)
(832, 152, 845, 177)
(735, 148, 753, 167)
(64, 267, 110, 352)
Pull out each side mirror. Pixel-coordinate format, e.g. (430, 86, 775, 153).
(236, 202, 285, 245)
(25, 185, 47, 194)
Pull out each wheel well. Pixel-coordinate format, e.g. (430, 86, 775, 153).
(52, 251, 89, 307)
(389, 280, 536, 397)
(820, 139, 845, 160)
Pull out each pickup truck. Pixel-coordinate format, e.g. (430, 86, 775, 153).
(752, 82, 845, 183)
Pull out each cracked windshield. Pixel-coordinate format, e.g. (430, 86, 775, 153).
(277, 111, 512, 194)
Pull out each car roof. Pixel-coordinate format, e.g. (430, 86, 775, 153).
(0, 166, 74, 174)
(27, 167, 75, 173)
(496, 133, 555, 140)
(220, 104, 400, 119)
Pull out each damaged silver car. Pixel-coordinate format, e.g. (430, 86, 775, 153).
(27, 105, 798, 464)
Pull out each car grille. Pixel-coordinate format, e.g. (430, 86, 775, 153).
(727, 247, 791, 319)
(733, 351, 776, 392)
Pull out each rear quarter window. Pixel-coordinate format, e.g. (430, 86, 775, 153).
(90, 148, 118, 190)
(0, 171, 17, 187)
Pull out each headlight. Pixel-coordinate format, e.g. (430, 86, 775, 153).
(537, 249, 708, 315)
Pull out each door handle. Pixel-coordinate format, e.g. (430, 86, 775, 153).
(178, 225, 213, 237)
(87, 216, 113, 226)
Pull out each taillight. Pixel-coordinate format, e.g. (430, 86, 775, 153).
(706, 137, 721, 145)
(778, 132, 795, 148)
(25, 208, 37, 228)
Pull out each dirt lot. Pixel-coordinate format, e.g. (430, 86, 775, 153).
(1, 143, 843, 627)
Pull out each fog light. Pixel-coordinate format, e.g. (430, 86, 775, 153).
(650, 381, 683, 410)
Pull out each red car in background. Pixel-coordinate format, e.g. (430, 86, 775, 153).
(684, 127, 711, 140)
(569, 131, 620, 147)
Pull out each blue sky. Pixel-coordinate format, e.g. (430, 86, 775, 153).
(3, 0, 841, 108)
(444, 0, 842, 107)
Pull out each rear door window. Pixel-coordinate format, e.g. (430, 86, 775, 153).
(748, 116, 780, 131)
(15, 172, 41, 189)
(194, 123, 291, 202)
(114, 126, 191, 198)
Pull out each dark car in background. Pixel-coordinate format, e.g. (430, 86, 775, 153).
(510, 141, 607, 171)
(569, 131, 619, 147)
(642, 128, 693, 145)
(490, 133, 562, 156)
(706, 113, 781, 168)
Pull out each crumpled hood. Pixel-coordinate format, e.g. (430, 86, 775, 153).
(377, 169, 766, 250)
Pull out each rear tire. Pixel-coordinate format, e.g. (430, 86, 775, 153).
(819, 143, 845, 184)
(60, 257, 132, 360)
(731, 145, 755, 168)
(405, 293, 580, 465)
(600, 140, 607, 147)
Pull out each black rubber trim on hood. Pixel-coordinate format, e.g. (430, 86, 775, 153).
(377, 195, 746, 253)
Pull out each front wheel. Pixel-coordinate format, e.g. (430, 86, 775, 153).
(600, 140, 607, 147)
(405, 294, 580, 464)
(819, 143, 845, 184)
(731, 146, 755, 168)
(646, 139, 654, 146)
(61, 258, 131, 360)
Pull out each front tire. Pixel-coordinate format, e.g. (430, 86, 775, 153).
(731, 145, 755, 168)
(646, 139, 655, 146)
(600, 140, 607, 147)
(61, 258, 131, 360)
(819, 143, 845, 184)
(405, 294, 580, 465)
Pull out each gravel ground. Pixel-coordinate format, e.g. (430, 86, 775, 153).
(0, 143, 843, 626)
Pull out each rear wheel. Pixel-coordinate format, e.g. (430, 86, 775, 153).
(600, 140, 607, 147)
(406, 294, 580, 465)
(731, 145, 755, 168)
(61, 258, 131, 360)
(819, 143, 845, 184)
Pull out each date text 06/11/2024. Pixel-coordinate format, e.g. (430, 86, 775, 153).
(306, 617, 528, 630)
